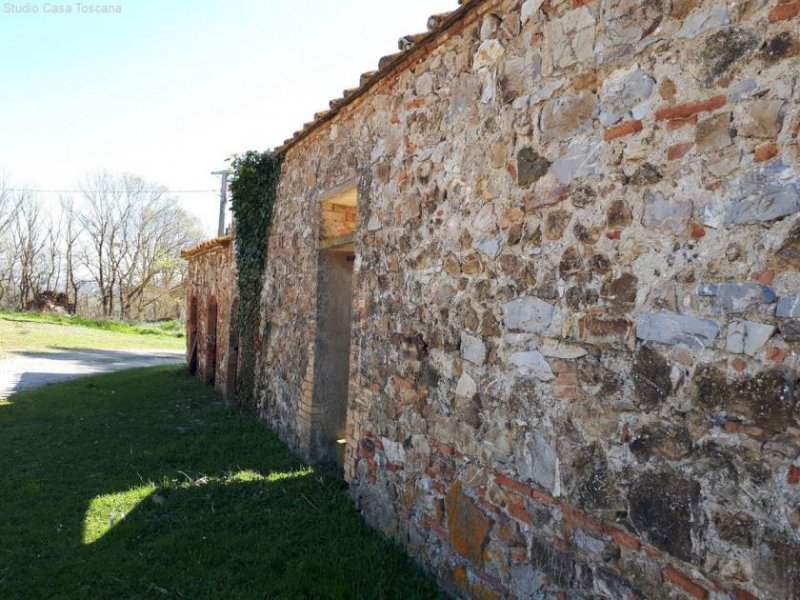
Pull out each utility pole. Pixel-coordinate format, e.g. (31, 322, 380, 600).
(211, 170, 230, 236)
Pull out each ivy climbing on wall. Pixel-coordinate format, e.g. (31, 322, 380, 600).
(229, 149, 282, 411)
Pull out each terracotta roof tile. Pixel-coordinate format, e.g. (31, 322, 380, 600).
(275, 0, 488, 155)
(427, 12, 455, 31)
(180, 235, 232, 259)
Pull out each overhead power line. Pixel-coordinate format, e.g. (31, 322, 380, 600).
(5, 188, 217, 194)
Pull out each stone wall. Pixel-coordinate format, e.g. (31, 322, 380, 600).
(254, 0, 800, 597)
(184, 238, 237, 398)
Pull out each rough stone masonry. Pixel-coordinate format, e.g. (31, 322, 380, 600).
(184, 0, 800, 597)
(182, 235, 236, 398)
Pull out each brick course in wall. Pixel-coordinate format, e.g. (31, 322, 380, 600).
(188, 0, 800, 597)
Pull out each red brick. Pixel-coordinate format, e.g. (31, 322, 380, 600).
(753, 269, 776, 285)
(725, 421, 743, 434)
(506, 162, 517, 180)
(529, 487, 556, 504)
(788, 464, 800, 485)
(754, 142, 778, 163)
(477, 496, 502, 516)
(561, 504, 602, 533)
(691, 223, 706, 239)
(667, 114, 698, 130)
(734, 587, 760, 600)
(668, 141, 694, 160)
(553, 385, 577, 399)
(507, 500, 532, 524)
(766, 346, 789, 362)
(642, 544, 661, 557)
(769, 1, 800, 21)
(744, 426, 768, 441)
(609, 527, 642, 551)
(656, 95, 726, 121)
(604, 120, 643, 141)
(663, 565, 708, 600)
(553, 366, 578, 386)
(495, 473, 533, 498)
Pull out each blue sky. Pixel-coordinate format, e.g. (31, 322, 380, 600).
(0, 0, 454, 234)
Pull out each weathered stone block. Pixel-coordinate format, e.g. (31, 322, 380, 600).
(516, 148, 550, 186)
(502, 296, 557, 333)
(777, 294, 800, 317)
(629, 470, 700, 562)
(445, 482, 492, 566)
(631, 345, 673, 407)
(677, 4, 729, 39)
(538, 339, 587, 359)
(540, 91, 596, 139)
(551, 137, 602, 184)
(569, 442, 615, 510)
(692, 366, 797, 430)
(714, 511, 755, 548)
(778, 319, 800, 342)
(515, 430, 557, 492)
(636, 312, 720, 348)
(726, 320, 776, 355)
(697, 282, 777, 312)
(695, 112, 733, 151)
(630, 162, 662, 185)
(762, 31, 800, 65)
(688, 27, 758, 84)
(630, 423, 693, 460)
(725, 161, 800, 225)
(381, 437, 406, 463)
(735, 99, 784, 138)
(461, 333, 487, 366)
(520, 0, 544, 26)
(600, 273, 637, 306)
(544, 7, 595, 70)
(473, 39, 505, 70)
(508, 351, 554, 380)
(598, 64, 654, 127)
(455, 372, 478, 398)
(642, 191, 691, 232)
(602, 0, 664, 49)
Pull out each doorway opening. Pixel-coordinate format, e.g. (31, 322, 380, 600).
(206, 297, 218, 385)
(313, 245, 355, 465)
(188, 296, 198, 375)
(312, 185, 357, 466)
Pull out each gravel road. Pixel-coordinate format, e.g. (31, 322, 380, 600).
(0, 348, 184, 398)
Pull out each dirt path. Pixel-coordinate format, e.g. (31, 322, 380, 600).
(0, 348, 184, 398)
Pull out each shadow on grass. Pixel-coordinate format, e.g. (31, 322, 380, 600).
(0, 366, 443, 599)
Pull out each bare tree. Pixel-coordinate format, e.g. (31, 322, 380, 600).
(0, 171, 203, 320)
(79, 172, 203, 320)
(0, 174, 16, 231)
(60, 196, 83, 312)
(79, 172, 132, 317)
(9, 191, 49, 309)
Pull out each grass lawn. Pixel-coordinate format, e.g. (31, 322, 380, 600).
(0, 366, 443, 599)
(0, 311, 184, 359)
